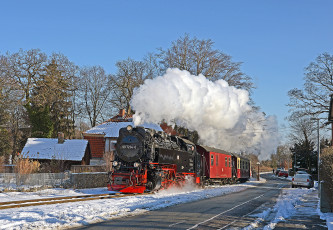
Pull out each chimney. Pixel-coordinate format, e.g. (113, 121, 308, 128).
(58, 132, 65, 144)
(119, 109, 126, 117)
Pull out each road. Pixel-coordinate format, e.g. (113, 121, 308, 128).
(75, 174, 289, 230)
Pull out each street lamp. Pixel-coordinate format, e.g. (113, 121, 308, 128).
(310, 118, 320, 184)
(257, 162, 260, 181)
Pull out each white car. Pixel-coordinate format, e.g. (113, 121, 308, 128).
(291, 174, 314, 188)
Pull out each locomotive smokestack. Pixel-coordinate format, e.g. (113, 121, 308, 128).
(119, 109, 126, 117)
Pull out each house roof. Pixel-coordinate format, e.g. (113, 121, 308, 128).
(84, 121, 163, 138)
(197, 145, 233, 156)
(21, 138, 89, 161)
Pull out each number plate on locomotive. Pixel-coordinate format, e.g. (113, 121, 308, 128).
(121, 145, 137, 149)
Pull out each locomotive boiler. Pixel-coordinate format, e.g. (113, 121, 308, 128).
(107, 125, 202, 193)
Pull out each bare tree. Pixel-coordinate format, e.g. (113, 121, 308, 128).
(276, 145, 292, 169)
(0, 49, 47, 155)
(157, 34, 255, 93)
(79, 66, 111, 127)
(288, 117, 316, 144)
(1, 49, 47, 103)
(110, 58, 155, 114)
(288, 53, 333, 119)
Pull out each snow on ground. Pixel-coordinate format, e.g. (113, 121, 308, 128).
(244, 188, 316, 229)
(0, 179, 265, 230)
(321, 212, 333, 230)
(0, 176, 332, 230)
(244, 175, 333, 230)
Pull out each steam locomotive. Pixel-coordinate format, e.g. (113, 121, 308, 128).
(107, 125, 250, 193)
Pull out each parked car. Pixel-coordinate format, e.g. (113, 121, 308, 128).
(295, 168, 309, 174)
(278, 170, 288, 177)
(296, 170, 308, 174)
(291, 174, 314, 188)
(275, 167, 284, 176)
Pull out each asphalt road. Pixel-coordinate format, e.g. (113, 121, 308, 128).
(75, 174, 289, 230)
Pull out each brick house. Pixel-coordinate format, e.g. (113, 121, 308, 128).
(83, 109, 163, 161)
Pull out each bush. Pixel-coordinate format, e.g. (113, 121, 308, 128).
(14, 154, 40, 174)
(39, 158, 65, 173)
(14, 154, 40, 186)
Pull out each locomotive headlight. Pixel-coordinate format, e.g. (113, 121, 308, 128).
(133, 162, 141, 168)
(126, 125, 133, 131)
(112, 161, 118, 167)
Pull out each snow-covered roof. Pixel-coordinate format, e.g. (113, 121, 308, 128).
(21, 138, 89, 161)
(84, 121, 163, 138)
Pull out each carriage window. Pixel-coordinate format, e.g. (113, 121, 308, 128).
(229, 158, 231, 167)
(211, 155, 214, 166)
(216, 155, 218, 166)
(225, 157, 227, 167)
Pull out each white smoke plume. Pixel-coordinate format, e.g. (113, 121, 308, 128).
(131, 68, 279, 160)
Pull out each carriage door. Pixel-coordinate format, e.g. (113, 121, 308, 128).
(237, 158, 241, 178)
(232, 156, 237, 178)
(210, 153, 216, 178)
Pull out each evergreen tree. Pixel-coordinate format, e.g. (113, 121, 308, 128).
(290, 140, 317, 171)
(25, 104, 53, 138)
(31, 58, 75, 138)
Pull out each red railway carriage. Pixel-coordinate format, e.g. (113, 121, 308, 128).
(196, 145, 235, 184)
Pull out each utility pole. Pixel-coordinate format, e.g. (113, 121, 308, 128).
(310, 118, 320, 184)
(257, 162, 260, 181)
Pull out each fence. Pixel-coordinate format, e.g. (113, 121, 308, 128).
(0, 172, 70, 191)
(71, 165, 106, 173)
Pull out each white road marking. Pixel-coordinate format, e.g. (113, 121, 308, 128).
(187, 194, 265, 229)
(169, 220, 186, 227)
(217, 184, 286, 230)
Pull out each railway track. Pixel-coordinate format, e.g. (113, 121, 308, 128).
(0, 192, 148, 210)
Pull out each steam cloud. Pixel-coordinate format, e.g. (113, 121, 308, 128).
(131, 68, 279, 160)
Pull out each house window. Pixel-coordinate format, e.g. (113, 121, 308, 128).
(105, 139, 116, 153)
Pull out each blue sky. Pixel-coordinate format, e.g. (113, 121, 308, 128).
(1, 0, 333, 134)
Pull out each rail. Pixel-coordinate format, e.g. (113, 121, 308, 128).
(0, 192, 151, 210)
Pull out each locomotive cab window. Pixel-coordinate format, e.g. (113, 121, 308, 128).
(211, 154, 214, 166)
